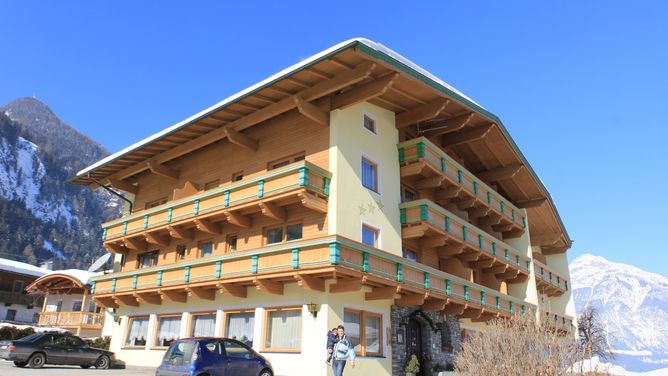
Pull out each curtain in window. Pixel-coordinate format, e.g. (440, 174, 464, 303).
(126, 317, 149, 346)
(344, 311, 361, 352)
(365, 315, 381, 353)
(226, 312, 255, 347)
(265, 310, 301, 349)
(156, 316, 181, 347)
(361, 159, 376, 190)
(191, 314, 216, 337)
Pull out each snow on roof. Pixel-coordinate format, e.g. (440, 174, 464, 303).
(39, 269, 102, 286)
(0, 258, 48, 278)
(75, 38, 480, 178)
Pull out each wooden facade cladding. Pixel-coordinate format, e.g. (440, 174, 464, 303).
(533, 259, 568, 297)
(37, 311, 104, 330)
(399, 199, 531, 283)
(102, 161, 330, 254)
(398, 137, 525, 237)
(91, 235, 533, 322)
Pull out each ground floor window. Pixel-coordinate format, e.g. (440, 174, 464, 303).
(125, 316, 149, 347)
(225, 310, 254, 347)
(264, 307, 301, 352)
(155, 315, 182, 348)
(344, 309, 383, 356)
(190, 312, 216, 337)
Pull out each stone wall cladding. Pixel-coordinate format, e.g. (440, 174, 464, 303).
(391, 305, 461, 376)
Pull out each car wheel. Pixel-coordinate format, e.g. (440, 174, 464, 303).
(13, 361, 27, 368)
(259, 369, 273, 376)
(95, 355, 111, 369)
(81, 365, 92, 369)
(27, 353, 46, 368)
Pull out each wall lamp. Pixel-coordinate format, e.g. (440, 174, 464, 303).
(306, 302, 319, 318)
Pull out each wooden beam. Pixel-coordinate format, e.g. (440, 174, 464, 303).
(168, 225, 194, 241)
(515, 198, 547, 208)
(492, 223, 514, 233)
(421, 237, 447, 250)
(259, 202, 287, 222)
(488, 265, 507, 274)
(295, 275, 325, 292)
(254, 279, 283, 295)
(147, 160, 180, 180)
(160, 289, 187, 303)
(478, 215, 502, 226)
(435, 187, 463, 201)
(442, 123, 494, 148)
(224, 128, 259, 151)
(423, 112, 475, 136)
(455, 197, 477, 210)
(115, 294, 139, 307)
(402, 225, 428, 239)
(400, 161, 426, 177)
(299, 192, 328, 213)
(144, 232, 170, 247)
(194, 219, 222, 235)
(442, 304, 466, 316)
(104, 242, 127, 254)
(294, 97, 329, 126)
(331, 73, 400, 109)
(422, 299, 448, 311)
(134, 292, 161, 305)
(468, 207, 491, 218)
(471, 258, 495, 269)
(437, 243, 465, 258)
(225, 211, 252, 228)
(124, 237, 147, 252)
(395, 293, 427, 306)
(217, 283, 247, 298)
(477, 164, 524, 183)
(395, 98, 450, 128)
(457, 252, 481, 262)
(187, 287, 215, 301)
(94, 297, 119, 309)
(329, 277, 367, 293)
(415, 176, 444, 190)
(107, 178, 138, 194)
(365, 286, 401, 300)
(531, 234, 561, 245)
(460, 308, 483, 319)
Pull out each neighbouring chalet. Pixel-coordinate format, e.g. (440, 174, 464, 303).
(69, 39, 576, 376)
(0, 258, 46, 323)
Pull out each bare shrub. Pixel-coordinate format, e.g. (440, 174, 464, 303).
(578, 306, 614, 363)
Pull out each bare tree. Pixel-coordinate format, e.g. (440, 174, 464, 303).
(578, 306, 615, 362)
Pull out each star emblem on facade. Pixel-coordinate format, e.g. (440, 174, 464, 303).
(358, 204, 367, 215)
(376, 199, 385, 210)
(367, 203, 376, 214)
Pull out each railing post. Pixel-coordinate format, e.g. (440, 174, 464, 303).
(440, 157, 446, 172)
(143, 214, 149, 229)
(193, 199, 200, 215)
(329, 243, 340, 265)
(487, 191, 491, 204)
(464, 286, 469, 301)
(215, 261, 222, 278)
(292, 248, 299, 269)
(526, 260, 531, 273)
(445, 216, 450, 232)
(223, 191, 230, 207)
(504, 249, 510, 262)
(496, 296, 501, 311)
(424, 272, 430, 289)
(492, 242, 497, 256)
(516, 255, 520, 267)
(462, 226, 468, 241)
(396, 263, 404, 282)
(500, 201, 505, 214)
(509, 301, 514, 314)
(445, 279, 452, 296)
(419, 204, 428, 221)
(299, 167, 309, 187)
(184, 266, 191, 282)
(167, 207, 173, 223)
(565, 280, 568, 290)
(91, 281, 96, 294)
(362, 252, 369, 272)
(323, 177, 331, 196)
(157, 271, 163, 286)
(132, 274, 138, 289)
(122, 221, 128, 236)
(111, 278, 117, 293)
(522, 216, 526, 228)
(257, 180, 265, 198)
(400, 208, 407, 224)
(251, 256, 259, 274)
(473, 181, 478, 195)
(417, 142, 425, 158)
(478, 234, 483, 249)
(457, 170, 463, 184)
(102, 228, 107, 241)
(480, 291, 485, 305)
(398, 148, 405, 163)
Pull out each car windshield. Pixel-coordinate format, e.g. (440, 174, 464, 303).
(18, 333, 44, 342)
(163, 340, 198, 366)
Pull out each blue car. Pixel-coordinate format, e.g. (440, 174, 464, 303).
(156, 338, 273, 376)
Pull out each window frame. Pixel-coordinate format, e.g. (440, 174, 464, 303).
(268, 152, 306, 170)
(136, 250, 159, 269)
(361, 223, 380, 248)
(226, 234, 239, 252)
(362, 113, 377, 135)
(145, 197, 168, 210)
(188, 311, 217, 338)
(343, 308, 383, 357)
(175, 244, 187, 261)
(262, 306, 302, 353)
(123, 315, 150, 349)
(264, 222, 303, 246)
(152, 314, 183, 350)
(231, 171, 244, 182)
(12, 280, 25, 293)
(361, 156, 379, 193)
(204, 180, 220, 191)
(223, 309, 256, 345)
(403, 247, 419, 262)
(400, 185, 418, 203)
(199, 240, 214, 258)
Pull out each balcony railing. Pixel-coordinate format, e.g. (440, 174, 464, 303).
(534, 260, 568, 297)
(37, 311, 104, 329)
(400, 199, 530, 282)
(91, 235, 533, 321)
(0, 291, 40, 306)
(398, 137, 525, 235)
(544, 311, 574, 334)
(102, 161, 331, 246)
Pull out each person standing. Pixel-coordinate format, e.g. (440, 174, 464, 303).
(326, 327, 339, 365)
(331, 325, 355, 376)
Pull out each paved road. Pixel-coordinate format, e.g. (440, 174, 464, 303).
(0, 360, 155, 376)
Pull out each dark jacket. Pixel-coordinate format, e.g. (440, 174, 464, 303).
(327, 331, 339, 349)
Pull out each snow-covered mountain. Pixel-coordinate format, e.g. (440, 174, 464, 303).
(571, 254, 668, 372)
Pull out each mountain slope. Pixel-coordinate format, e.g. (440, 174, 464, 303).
(0, 98, 121, 269)
(571, 254, 668, 372)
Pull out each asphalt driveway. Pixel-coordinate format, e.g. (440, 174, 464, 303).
(0, 360, 155, 376)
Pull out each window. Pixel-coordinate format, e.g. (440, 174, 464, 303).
(164, 340, 199, 365)
(199, 241, 213, 257)
(137, 251, 159, 269)
(264, 308, 301, 352)
(72, 300, 83, 311)
(362, 224, 379, 248)
(361, 158, 378, 192)
(269, 153, 305, 170)
(56, 301, 63, 312)
(286, 224, 303, 241)
(265, 223, 303, 245)
(190, 313, 216, 337)
(344, 309, 383, 357)
(223, 339, 253, 359)
(125, 316, 149, 347)
(88, 300, 97, 313)
(403, 248, 419, 262)
(225, 311, 255, 347)
(145, 197, 168, 210)
(5, 309, 16, 321)
(176, 244, 187, 261)
(363, 114, 377, 134)
(204, 180, 220, 190)
(232, 171, 244, 182)
(155, 315, 182, 348)
(266, 227, 283, 245)
(12, 280, 24, 293)
(401, 186, 418, 203)
(227, 235, 238, 252)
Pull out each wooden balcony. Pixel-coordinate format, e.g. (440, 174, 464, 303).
(102, 161, 331, 253)
(37, 311, 105, 330)
(91, 235, 533, 322)
(544, 311, 574, 334)
(398, 137, 525, 237)
(400, 199, 530, 283)
(534, 260, 568, 297)
(0, 290, 41, 306)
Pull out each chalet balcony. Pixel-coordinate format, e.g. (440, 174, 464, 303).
(544, 311, 574, 334)
(102, 161, 331, 253)
(398, 137, 525, 238)
(400, 199, 531, 283)
(90, 235, 532, 322)
(534, 260, 568, 297)
(37, 311, 105, 330)
(0, 291, 41, 307)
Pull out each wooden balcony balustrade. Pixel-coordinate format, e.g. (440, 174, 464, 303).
(37, 311, 105, 330)
(91, 235, 533, 322)
(544, 311, 574, 334)
(398, 137, 525, 237)
(101, 161, 331, 253)
(400, 199, 531, 283)
(534, 260, 568, 297)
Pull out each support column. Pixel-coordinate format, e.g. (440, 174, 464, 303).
(215, 310, 224, 337)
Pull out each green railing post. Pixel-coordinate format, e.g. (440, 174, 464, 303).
(445, 279, 452, 296)
(522, 216, 526, 228)
(445, 216, 450, 232)
(424, 272, 430, 289)
(398, 148, 405, 163)
(111, 278, 117, 293)
(463, 226, 468, 241)
(362, 252, 369, 272)
(157, 271, 163, 286)
(417, 142, 425, 158)
(184, 266, 191, 282)
(143, 214, 149, 228)
(504, 249, 510, 262)
(329, 243, 340, 265)
(193, 199, 200, 215)
(400, 208, 407, 224)
(464, 286, 469, 301)
(526, 260, 531, 272)
(516, 255, 520, 266)
(396, 264, 404, 282)
(487, 191, 492, 204)
(257, 180, 265, 198)
(215, 261, 222, 278)
(480, 291, 485, 305)
(91, 281, 96, 294)
(251, 256, 259, 274)
(298, 167, 309, 187)
(122, 221, 128, 236)
(492, 242, 497, 256)
(102, 228, 107, 241)
(457, 170, 463, 184)
(478, 234, 483, 249)
(292, 248, 299, 269)
(500, 201, 505, 214)
(440, 157, 446, 172)
(132, 274, 138, 289)
(420, 204, 428, 221)
(223, 191, 230, 207)
(323, 177, 331, 196)
(541, 267, 545, 278)
(473, 181, 478, 195)
(496, 296, 501, 311)
(167, 207, 173, 223)
(509, 301, 514, 314)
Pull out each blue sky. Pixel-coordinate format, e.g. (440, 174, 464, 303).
(2, 1, 667, 274)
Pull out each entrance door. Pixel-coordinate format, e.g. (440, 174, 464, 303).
(406, 318, 423, 375)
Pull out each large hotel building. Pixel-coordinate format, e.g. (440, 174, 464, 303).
(71, 39, 576, 375)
